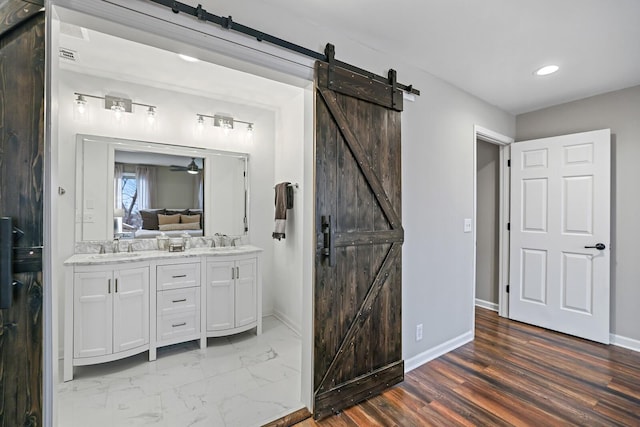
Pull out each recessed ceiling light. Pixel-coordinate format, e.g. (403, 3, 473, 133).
(534, 65, 559, 76)
(178, 54, 199, 63)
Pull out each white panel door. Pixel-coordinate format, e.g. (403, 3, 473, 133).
(235, 258, 257, 327)
(206, 261, 235, 331)
(73, 271, 113, 358)
(113, 266, 149, 353)
(510, 129, 610, 343)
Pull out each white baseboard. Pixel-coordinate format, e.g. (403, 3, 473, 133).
(610, 333, 640, 353)
(475, 298, 499, 312)
(273, 309, 301, 337)
(404, 330, 473, 373)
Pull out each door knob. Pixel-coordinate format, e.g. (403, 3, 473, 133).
(584, 243, 606, 250)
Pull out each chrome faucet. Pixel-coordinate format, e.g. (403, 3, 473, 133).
(127, 242, 134, 253)
(210, 238, 216, 248)
(99, 244, 106, 254)
(215, 233, 227, 247)
(113, 237, 120, 253)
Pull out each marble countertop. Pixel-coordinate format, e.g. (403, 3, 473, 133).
(64, 245, 263, 266)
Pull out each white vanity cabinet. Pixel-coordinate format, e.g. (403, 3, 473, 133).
(65, 262, 149, 381)
(205, 254, 261, 337)
(64, 246, 262, 381)
(152, 260, 202, 357)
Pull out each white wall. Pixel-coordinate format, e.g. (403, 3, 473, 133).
(516, 85, 640, 343)
(272, 90, 305, 334)
(475, 140, 500, 305)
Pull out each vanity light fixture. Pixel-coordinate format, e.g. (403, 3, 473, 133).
(195, 113, 255, 135)
(73, 92, 157, 121)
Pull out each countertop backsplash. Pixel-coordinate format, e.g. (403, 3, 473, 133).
(74, 234, 248, 254)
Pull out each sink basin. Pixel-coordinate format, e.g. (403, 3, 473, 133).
(205, 246, 243, 252)
(89, 253, 142, 260)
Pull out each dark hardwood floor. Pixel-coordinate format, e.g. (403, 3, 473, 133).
(295, 307, 640, 426)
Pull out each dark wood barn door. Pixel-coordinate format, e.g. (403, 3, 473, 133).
(314, 60, 404, 419)
(0, 3, 45, 426)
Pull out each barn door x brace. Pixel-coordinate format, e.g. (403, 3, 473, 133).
(146, 0, 420, 103)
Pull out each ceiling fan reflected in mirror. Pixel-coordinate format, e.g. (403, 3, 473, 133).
(170, 158, 201, 174)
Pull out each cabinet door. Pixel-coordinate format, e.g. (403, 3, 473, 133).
(235, 258, 257, 327)
(74, 271, 113, 358)
(206, 261, 235, 331)
(113, 267, 149, 353)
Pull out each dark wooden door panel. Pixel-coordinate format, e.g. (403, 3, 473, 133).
(314, 60, 404, 420)
(0, 11, 44, 426)
(0, 0, 43, 37)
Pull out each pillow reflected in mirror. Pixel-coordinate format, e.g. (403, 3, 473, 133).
(158, 222, 201, 231)
(158, 213, 180, 225)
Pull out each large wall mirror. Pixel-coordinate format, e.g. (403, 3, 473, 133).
(75, 135, 249, 242)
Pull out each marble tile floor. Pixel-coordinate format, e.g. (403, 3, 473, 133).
(58, 316, 304, 427)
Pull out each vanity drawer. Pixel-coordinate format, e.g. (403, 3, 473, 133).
(157, 287, 199, 317)
(157, 312, 200, 342)
(157, 263, 200, 290)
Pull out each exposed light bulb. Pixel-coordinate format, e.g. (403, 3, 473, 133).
(221, 117, 233, 136)
(74, 94, 87, 114)
(147, 106, 156, 124)
(111, 101, 125, 121)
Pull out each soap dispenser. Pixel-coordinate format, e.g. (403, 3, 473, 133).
(156, 232, 169, 250)
(181, 232, 192, 249)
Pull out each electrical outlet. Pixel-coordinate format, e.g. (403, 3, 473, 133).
(464, 218, 472, 233)
(416, 323, 423, 341)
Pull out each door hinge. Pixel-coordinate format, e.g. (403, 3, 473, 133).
(506, 285, 510, 293)
(507, 159, 511, 167)
(507, 222, 510, 231)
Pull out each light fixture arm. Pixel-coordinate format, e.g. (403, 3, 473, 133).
(195, 113, 254, 131)
(73, 92, 157, 112)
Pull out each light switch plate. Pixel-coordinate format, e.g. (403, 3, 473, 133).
(464, 218, 472, 233)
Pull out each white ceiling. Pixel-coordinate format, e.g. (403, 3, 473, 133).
(57, 24, 302, 113)
(59, 0, 640, 115)
(217, 0, 640, 114)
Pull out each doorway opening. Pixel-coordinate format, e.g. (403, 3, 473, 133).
(47, 4, 315, 426)
(472, 126, 512, 322)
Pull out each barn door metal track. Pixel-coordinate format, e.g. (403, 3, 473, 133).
(146, 0, 420, 96)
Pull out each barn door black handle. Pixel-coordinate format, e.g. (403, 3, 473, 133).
(0, 217, 22, 309)
(1, 218, 41, 309)
(321, 215, 335, 267)
(584, 243, 606, 250)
